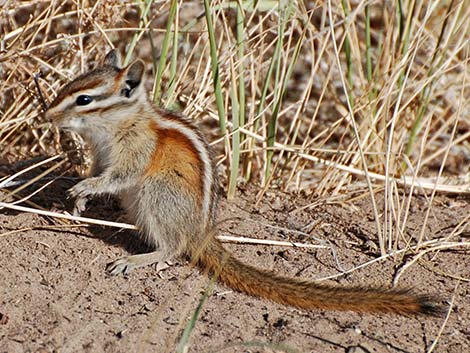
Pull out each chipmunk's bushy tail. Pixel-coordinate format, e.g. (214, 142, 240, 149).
(191, 239, 443, 316)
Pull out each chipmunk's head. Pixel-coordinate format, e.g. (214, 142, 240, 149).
(45, 49, 146, 136)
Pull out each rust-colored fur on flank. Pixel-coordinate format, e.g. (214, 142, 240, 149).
(146, 120, 204, 201)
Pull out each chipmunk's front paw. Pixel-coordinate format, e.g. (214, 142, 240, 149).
(68, 179, 97, 216)
(68, 180, 92, 199)
(72, 196, 88, 217)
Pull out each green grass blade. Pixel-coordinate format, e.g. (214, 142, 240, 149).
(264, 1, 294, 184)
(175, 281, 214, 353)
(124, 0, 152, 66)
(165, 3, 179, 108)
(227, 2, 245, 198)
(245, 8, 281, 181)
(203, 0, 226, 134)
(176, 245, 229, 352)
(153, 0, 178, 106)
(404, 0, 455, 160)
(397, 0, 415, 88)
(228, 79, 240, 199)
(365, 3, 372, 82)
(340, 0, 353, 89)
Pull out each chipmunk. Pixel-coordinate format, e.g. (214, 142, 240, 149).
(45, 49, 442, 315)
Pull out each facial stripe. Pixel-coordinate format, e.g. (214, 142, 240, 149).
(47, 66, 120, 111)
(76, 100, 137, 115)
(49, 78, 104, 110)
(66, 78, 105, 96)
(54, 90, 138, 115)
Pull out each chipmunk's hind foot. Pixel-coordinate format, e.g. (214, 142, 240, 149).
(106, 251, 169, 275)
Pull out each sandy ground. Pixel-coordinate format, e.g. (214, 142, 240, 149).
(0, 179, 469, 353)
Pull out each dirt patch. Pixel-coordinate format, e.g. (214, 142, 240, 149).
(0, 183, 468, 353)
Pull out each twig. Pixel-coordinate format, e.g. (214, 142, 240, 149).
(392, 242, 470, 286)
(33, 71, 48, 112)
(426, 281, 458, 353)
(219, 235, 326, 249)
(0, 202, 325, 249)
(0, 155, 63, 189)
(0, 202, 137, 229)
(316, 239, 470, 282)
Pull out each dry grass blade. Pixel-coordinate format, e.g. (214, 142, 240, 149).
(0, 201, 326, 250)
(426, 281, 459, 353)
(0, 201, 138, 229)
(318, 239, 470, 283)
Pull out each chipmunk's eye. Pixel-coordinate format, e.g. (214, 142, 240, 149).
(121, 88, 131, 98)
(76, 95, 93, 106)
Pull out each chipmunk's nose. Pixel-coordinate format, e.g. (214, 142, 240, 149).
(43, 109, 52, 122)
(44, 108, 59, 122)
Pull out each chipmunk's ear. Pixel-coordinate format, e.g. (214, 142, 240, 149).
(121, 60, 145, 98)
(103, 49, 121, 68)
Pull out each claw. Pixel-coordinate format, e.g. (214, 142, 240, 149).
(67, 188, 77, 199)
(106, 252, 170, 276)
(72, 196, 88, 216)
(106, 257, 137, 276)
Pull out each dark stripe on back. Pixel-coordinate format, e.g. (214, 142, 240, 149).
(155, 107, 219, 224)
(155, 107, 209, 146)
